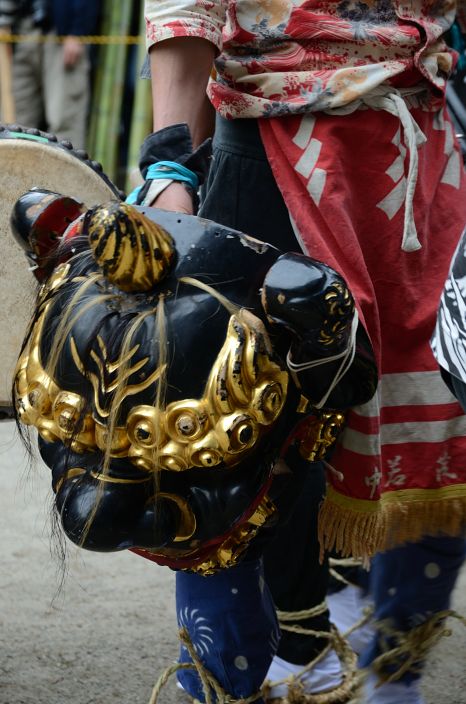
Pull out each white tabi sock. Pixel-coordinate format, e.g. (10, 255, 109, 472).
(327, 584, 375, 654)
(265, 649, 343, 698)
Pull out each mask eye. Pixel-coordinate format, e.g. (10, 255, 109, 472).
(166, 403, 208, 442)
(190, 448, 222, 468)
(134, 422, 155, 448)
(228, 415, 257, 453)
(57, 408, 77, 433)
(52, 391, 85, 437)
(253, 381, 285, 425)
(176, 413, 200, 438)
(127, 409, 159, 449)
(28, 382, 51, 415)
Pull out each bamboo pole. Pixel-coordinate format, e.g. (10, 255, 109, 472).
(91, 0, 122, 175)
(125, 3, 152, 192)
(91, 0, 134, 182)
(87, 2, 112, 154)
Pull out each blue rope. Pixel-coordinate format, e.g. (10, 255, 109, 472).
(126, 160, 199, 204)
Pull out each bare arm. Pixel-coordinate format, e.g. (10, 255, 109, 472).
(150, 37, 216, 147)
(148, 37, 216, 213)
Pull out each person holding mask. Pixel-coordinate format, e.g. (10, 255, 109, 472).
(135, 2, 466, 702)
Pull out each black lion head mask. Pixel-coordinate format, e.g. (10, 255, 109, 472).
(10, 149, 376, 575)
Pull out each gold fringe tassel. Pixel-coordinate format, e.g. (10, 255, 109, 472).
(319, 485, 466, 558)
(318, 488, 386, 560)
(382, 490, 466, 549)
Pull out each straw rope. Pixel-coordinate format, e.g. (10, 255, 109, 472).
(148, 628, 263, 704)
(328, 557, 365, 589)
(371, 609, 466, 684)
(262, 604, 361, 704)
(149, 609, 362, 704)
(263, 627, 360, 704)
(339, 606, 373, 642)
(276, 603, 332, 638)
(328, 558, 363, 569)
(148, 577, 464, 703)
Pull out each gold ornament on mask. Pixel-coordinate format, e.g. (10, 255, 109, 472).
(319, 282, 354, 346)
(15, 304, 289, 471)
(123, 311, 288, 471)
(298, 410, 346, 462)
(87, 201, 175, 292)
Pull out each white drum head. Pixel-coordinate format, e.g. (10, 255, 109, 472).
(0, 133, 120, 411)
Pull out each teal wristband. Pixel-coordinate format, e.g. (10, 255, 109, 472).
(125, 160, 199, 205)
(146, 161, 199, 190)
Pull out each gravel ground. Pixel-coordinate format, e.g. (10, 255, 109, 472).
(1, 421, 465, 704)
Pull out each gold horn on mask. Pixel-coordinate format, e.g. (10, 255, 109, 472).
(87, 201, 175, 292)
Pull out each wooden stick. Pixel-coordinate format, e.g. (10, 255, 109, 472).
(0, 37, 15, 123)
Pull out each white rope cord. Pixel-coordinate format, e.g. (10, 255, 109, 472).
(286, 309, 359, 409)
(364, 91, 426, 252)
(325, 84, 428, 253)
(323, 460, 344, 483)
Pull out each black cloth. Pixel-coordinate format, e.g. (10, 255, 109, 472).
(5, 0, 99, 35)
(50, 0, 99, 36)
(199, 114, 331, 665)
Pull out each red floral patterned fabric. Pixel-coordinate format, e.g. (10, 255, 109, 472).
(145, 0, 460, 119)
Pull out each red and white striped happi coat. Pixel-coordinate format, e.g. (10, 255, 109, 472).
(260, 101, 466, 556)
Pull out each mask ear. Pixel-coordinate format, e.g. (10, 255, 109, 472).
(261, 252, 354, 351)
(261, 252, 378, 409)
(11, 189, 85, 281)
